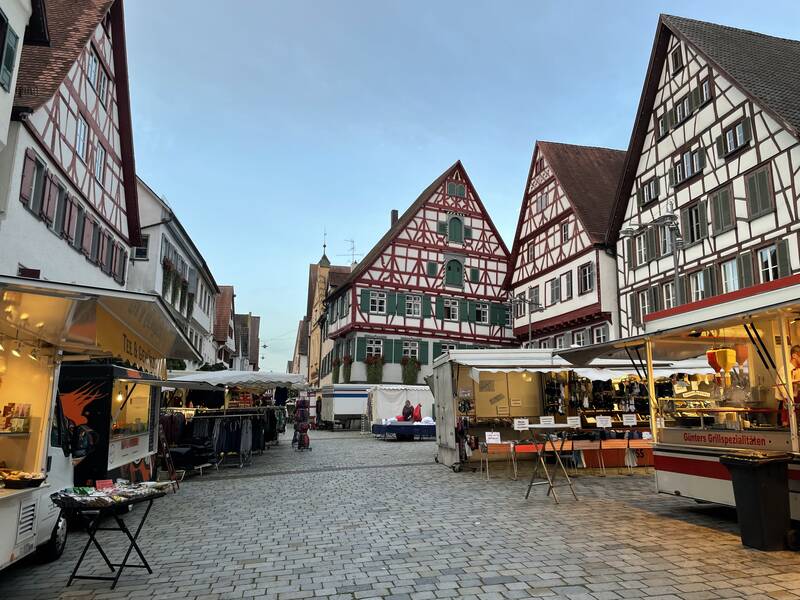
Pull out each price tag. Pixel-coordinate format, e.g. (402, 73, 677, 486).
(596, 416, 613, 428)
(622, 414, 637, 426)
(656, 417, 665, 429)
(539, 416, 555, 425)
(566, 416, 581, 428)
(513, 418, 529, 431)
(485, 431, 501, 444)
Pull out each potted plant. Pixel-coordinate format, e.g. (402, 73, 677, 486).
(342, 355, 353, 383)
(332, 357, 341, 384)
(365, 355, 384, 384)
(401, 356, 421, 385)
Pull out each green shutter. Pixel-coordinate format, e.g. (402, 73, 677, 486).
(636, 188, 644, 207)
(360, 289, 370, 312)
(710, 191, 722, 232)
(0, 25, 19, 92)
(668, 167, 676, 188)
(356, 337, 367, 361)
(746, 172, 759, 217)
(627, 238, 635, 270)
(387, 292, 397, 315)
(703, 265, 716, 297)
(742, 117, 753, 143)
(459, 299, 469, 321)
(449, 217, 463, 243)
(738, 251, 754, 288)
(435, 297, 444, 319)
(715, 135, 725, 159)
(418, 341, 429, 365)
(631, 292, 641, 327)
(719, 188, 732, 231)
(777, 239, 792, 278)
(395, 293, 406, 316)
(698, 200, 708, 239)
(680, 208, 691, 244)
(426, 261, 438, 277)
(433, 342, 442, 358)
(422, 295, 432, 318)
(756, 169, 771, 215)
(645, 228, 657, 261)
(490, 304, 502, 325)
(393, 339, 403, 363)
(437, 221, 447, 235)
(445, 260, 463, 287)
(464, 227, 473, 239)
(469, 267, 479, 283)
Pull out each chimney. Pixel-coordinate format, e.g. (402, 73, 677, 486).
(390, 209, 399, 227)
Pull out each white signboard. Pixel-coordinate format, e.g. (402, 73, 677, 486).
(485, 431, 501, 444)
(596, 416, 613, 428)
(566, 416, 581, 428)
(513, 418, 530, 431)
(622, 414, 638, 426)
(539, 416, 555, 425)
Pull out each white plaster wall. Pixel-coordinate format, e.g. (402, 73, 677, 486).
(0, 0, 31, 149)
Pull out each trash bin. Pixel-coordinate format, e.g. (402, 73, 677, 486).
(719, 452, 791, 551)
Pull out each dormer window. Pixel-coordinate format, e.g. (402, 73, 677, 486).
(446, 181, 466, 198)
(670, 46, 684, 73)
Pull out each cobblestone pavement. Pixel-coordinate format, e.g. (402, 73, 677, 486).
(3, 430, 800, 599)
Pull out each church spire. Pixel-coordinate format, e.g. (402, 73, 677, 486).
(319, 229, 330, 267)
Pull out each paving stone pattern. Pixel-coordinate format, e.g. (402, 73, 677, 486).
(2, 430, 800, 599)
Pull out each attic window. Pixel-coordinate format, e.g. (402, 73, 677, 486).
(446, 182, 466, 198)
(670, 46, 684, 73)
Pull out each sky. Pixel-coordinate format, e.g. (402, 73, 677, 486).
(124, 0, 800, 372)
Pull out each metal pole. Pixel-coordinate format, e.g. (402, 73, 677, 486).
(645, 338, 658, 444)
(528, 299, 532, 348)
(778, 316, 799, 453)
(671, 226, 681, 306)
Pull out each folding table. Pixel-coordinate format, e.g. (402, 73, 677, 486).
(524, 423, 579, 503)
(53, 491, 165, 589)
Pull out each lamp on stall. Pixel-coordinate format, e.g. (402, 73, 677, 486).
(0, 336, 4, 352)
(10, 342, 21, 358)
(27, 344, 39, 361)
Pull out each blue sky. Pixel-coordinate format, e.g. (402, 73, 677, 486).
(124, 1, 800, 371)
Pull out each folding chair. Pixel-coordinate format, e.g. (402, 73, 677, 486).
(479, 442, 517, 480)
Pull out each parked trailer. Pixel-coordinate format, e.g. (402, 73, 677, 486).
(320, 384, 370, 429)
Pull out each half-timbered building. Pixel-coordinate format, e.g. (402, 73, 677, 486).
(324, 161, 514, 384)
(611, 15, 800, 336)
(509, 141, 625, 348)
(0, 0, 138, 287)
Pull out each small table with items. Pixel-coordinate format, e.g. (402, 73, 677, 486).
(522, 424, 579, 504)
(51, 482, 171, 590)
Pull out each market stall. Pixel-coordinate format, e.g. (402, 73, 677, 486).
(0, 275, 197, 572)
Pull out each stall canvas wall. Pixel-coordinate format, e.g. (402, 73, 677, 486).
(368, 386, 434, 423)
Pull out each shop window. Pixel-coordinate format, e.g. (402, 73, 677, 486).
(405, 294, 421, 317)
(443, 298, 459, 321)
(475, 302, 489, 324)
(721, 258, 739, 294)
(444, 260, 463, 287)
(369, 291, 386, 314)
(578, 262, 594, 294)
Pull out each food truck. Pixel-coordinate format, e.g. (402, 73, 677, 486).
(561, 288, 800, 517)
(0, 276, 197, 570)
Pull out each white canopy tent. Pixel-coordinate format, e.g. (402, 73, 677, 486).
(168, 370, 308, 393)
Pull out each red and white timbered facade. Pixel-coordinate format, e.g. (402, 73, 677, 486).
(509, 141, 625, 349)
(612, 15, 800, 337)
(324, 161, 514, 384)
(0, 0, 138, 287)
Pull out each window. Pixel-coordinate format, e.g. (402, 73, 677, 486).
(366, 338, 383, 358)
(660, 226, 674, 256)
(539, 338, 552, 349)
(560, 271, 573, 300)
(745, 166, 773, 219)
(683, 202, 708, 245)
(446, 182, 466, 198)
(578, 262, 595, 294)
(93, 144, 106, 183)
(593, 325, 608, 344)
(0, 11, 19, 92)
(638, 290, 650, 323)
(572, 329, 586, 347)
(700, 79, 711, 105)
(448, 216, 463, 243)
(535, 194, 548, 212)
(561, 221, 570, 243)
(504, 308, 512, 328)
(514, 293, 525, 318)
(662, 281, 676, 310)
(548, 277, 561, 305)
(672, 148, 705, 185)
(75, 116, 88, 161)
(87, 50, 99, 88)
(675, 95, 691, 124)
(710, 187, 734, 233)
(426, 261, 438, 277)
(758, 245, 779, 283)
(25, 157, 47, 216)
(444, 259, 463, 287)
(528, 286, 539, 312)
(721, 259, 739, 294)
(440, 343, 457, 355)
(639, 177, 660, 205)
(443, 298, 459, 321)
(369, 291, 386, 314)
(670, 46, 683, 73)
(689, 271, 705, 301)
(658, 114, 669, 138)
(402, 341, 419, 359)
(133, 234, 149, 260)
(475, 303, 489, 324)
(526, 243, 535, 263)
(554, 335, 565, 350)
(635, 234, 647, 265)
(721, 119, 751, 156)
(96, 67, 109, 105)
(533, 157, 545, 175)
(405, 294, 421, 317)
(53, 186, 68, 235)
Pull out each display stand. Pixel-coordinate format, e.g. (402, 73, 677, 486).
(524, 424, 579, 504)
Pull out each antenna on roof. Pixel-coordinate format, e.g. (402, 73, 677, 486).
(337, 239, 364, 265)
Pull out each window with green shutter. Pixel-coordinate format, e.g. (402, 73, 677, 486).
(356, 337, 367, 361)
(426, 262, 438, 277)
(447, 182, 466, 198)
(0, 12, 19, 92)
(444, 260, 463, 287)
(448, 217, 463, 243)
(464, 227, 473, 239)
(422, 295, 433, 318)
(418, 341, 429, 365)
(360, 289, 370, 313)
(745, 166, 774, 219)
(437, 221, 447, 235)
(469, 268, 479, 283)
(710, 186, 734, 233)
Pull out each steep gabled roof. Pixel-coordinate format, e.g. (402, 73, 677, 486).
(294, 318, 309, 356)
(607, 14, 800, 245)
(329, 160, 510, 297)
(304, 263, 349, 318)
(537, 142, 626, 243)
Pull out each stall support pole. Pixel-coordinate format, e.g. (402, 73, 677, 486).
(778, 317, 799, 453)
(645, 338, 658, 444)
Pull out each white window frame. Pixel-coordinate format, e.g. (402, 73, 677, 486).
(758, 245, 779, 283)
(689, 271, 705, 301)
(660, 225, 674, 256)
(133, 234, 149, 260)
(475, 302, 489, 325)
(548, 278, 561, 305)
(687, 204, 703, 244)
(635, 234, 647, 265)
(554, 335, 565, 350)
(721, 259, 739, 294)
(96, 67, 108, 105)
(402, 341, 419, 359)
(405, 294, 422, 318)
(578, 262, 594, 294)
(526, 243, 535, 263)
(87, 50, 99, 88)
(638, 290, 650, 322)
(561, 221, 570, 243)
(93, 144, 106, 183)
(443, 298, 459, 321)
(560, 271, 573, 301)
(662, 281, 675, 310)
(701, 79, 710, 104)
(369, 291, 387, 314)
(514, 293, 525, 319)
(572, 329, 586, 347)
(593, 325, 608, 344)
(539, 338, 551, 349)
(676, 96, 690, 123)
(535, 194, 548, 212)
(76, 116, 88, 161)
(366, 338, 383, 358)
(441, 343, 457, 354)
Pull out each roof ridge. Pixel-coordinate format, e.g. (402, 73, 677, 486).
(538, 140, 625, 152)
(661, 13, 800, 47)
